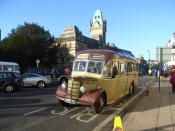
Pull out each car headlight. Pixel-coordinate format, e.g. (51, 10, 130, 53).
(61, 82, 67, 89)
(80, 86, 86, 93)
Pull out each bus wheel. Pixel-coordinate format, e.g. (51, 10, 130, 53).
(129, 84, 134, 96)
(91, 94, 105, 114)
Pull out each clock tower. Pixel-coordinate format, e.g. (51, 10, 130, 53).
(90, 9, 106, 47)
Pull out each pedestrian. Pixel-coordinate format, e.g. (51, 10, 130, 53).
(152, 69, 157, 80)
(148, 68, 152, 76)
(169, 66, 175, 93)
(64, 67, 71, 76)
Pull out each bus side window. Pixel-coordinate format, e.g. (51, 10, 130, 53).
(112, 65, 118, 78)
(103, 62, 112, 78)
(120, 63, 125, 74)
(112, 61, 119, 78)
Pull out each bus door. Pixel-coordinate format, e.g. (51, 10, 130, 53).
(100, 61, 123, 103)
(119, 62, 127, 96)
(125, 62, 132, 94)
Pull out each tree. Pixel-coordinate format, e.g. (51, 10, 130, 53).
(56, 44, 70, 72)
(0, 22, 56, 73)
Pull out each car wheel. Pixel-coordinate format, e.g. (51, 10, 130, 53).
(5, 85, 14, 93)
(91, 94, 105, 114)
(37, 81, 46, 88)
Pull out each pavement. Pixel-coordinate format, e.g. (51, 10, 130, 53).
(123, 78, 175, 131)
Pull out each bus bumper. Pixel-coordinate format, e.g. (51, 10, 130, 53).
(56, 86, 101, 106)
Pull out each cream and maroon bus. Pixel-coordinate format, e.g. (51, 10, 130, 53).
(56, 49, 138, 113)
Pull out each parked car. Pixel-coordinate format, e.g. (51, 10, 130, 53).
(27, 67, 61, 84)
(0, 72, 23, 93)
(20, 73, 51, 88)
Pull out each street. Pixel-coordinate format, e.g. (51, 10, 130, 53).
(0, 76, 152, 131)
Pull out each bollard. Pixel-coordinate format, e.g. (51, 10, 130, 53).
(113, 116, 124, 131)
(145, 82, 151, 96)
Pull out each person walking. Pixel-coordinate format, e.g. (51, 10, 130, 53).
(170, 66, 175, 93)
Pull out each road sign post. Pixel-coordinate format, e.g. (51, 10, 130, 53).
(36, 59, 40, 68)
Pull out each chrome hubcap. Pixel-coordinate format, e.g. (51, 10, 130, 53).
(39, 82, 44, 88)
(6, 85, 13, 92)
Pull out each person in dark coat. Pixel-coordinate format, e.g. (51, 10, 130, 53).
(170, 66, 175, 93)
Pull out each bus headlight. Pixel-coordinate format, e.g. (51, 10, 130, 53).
(61, 82, 67, 89)
(80, 86, 86, 93)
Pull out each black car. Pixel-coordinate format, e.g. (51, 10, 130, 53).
(0, 72, 23, 93)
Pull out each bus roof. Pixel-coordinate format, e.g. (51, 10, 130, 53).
(76, 49, 136, 61)
(0, 61, 19, 65)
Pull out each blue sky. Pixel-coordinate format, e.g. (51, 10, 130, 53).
(0, 0, 175, 60)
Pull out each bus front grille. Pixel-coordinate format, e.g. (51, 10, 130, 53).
(67, 80, 80, 100)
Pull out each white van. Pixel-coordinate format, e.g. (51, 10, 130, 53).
(0, 61, 20, 74)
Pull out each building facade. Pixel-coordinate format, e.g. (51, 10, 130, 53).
(156, 33, 175, 65)
(156, 47, 171, 64)
(54, 9, 106, 71)
(55, 25, 99, 71)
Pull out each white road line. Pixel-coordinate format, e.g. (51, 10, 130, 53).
(70, 107, 89, 119)
(24, 108, 47, 116)
(60, 107, 80, 116)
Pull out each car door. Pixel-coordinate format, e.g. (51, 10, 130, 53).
(21, 74, 28, 86)
(29, 74, 40, 86)
(0, 72, 6, 90)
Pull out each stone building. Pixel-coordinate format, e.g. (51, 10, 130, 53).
(156, 33, 175, 64)
(54, 25, 100, 71)
(54, 9, 106, 71)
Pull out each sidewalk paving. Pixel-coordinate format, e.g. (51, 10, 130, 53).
(123, 80, 175, 131)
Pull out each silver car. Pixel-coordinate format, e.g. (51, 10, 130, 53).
(21, 73, 51, 88)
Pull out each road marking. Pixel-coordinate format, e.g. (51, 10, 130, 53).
(51, 107, 68, 115)
(76, 109, 100, 123)
(70, 107, 89, 119)
(51, 107, 80, 116)
(24, 108, 46, 116)
(60, 107, 80, 116)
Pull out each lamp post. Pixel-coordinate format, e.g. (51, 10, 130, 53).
(147, 50, 150, 65)
(147, 50, 151, 76)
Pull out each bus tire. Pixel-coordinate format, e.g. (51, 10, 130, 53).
(91, 93, 105, 114)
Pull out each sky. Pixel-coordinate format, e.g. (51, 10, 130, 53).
(0, 0, 175, 60)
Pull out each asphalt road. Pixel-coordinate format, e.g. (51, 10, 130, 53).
(0, 76, 153, 131)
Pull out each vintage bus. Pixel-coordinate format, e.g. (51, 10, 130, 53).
(0, 61, 20, 74)
(56, 49, 138, 113)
